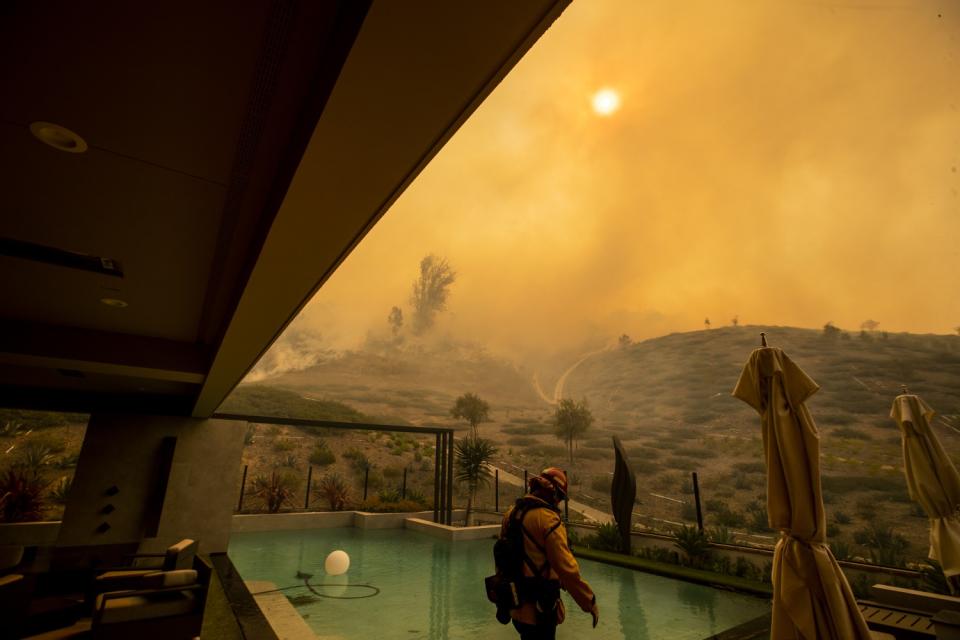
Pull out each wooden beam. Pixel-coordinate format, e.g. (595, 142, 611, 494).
(0, 320, 207, 384)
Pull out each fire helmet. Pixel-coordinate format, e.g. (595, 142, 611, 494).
(539, 467, 568, 500)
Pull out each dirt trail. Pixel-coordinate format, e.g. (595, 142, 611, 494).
(532, 346, 611, 405)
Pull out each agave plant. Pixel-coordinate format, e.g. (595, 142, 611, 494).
(251, 471, 297, 513)
(49, 476, 72, 504)
(313, 473, 349, 511)
(0, 468, 46, 522)
(673, 525, 711, 568)
(19, 442, 54, 473)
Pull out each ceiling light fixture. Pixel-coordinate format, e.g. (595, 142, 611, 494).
(99, 298, 128, 308)
(29, 121, 88, 153)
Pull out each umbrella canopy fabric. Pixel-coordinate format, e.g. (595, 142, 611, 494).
(891, 394, 960, 577)
(734, 347, 872, 640)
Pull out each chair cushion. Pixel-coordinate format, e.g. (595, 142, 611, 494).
(97, 569, 153, 580)
(95, 590, 196, 624)
(142, 569, 197, 588)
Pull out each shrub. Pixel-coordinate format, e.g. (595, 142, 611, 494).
(52, 452, 78, 469)
(830, 540, 853, 562)
(855, 498, 877, 520)
(707, 526, 733, 544)
(831, 427, 871, 441)
(826, 523, 840, 537)
(18, 442, 54, 472)
(0, 469, 46, 522)
(732, 461, 766, 475)
(251, 471, 297, 513)
(31, 434, 66, 454)
(308, 443, 335, 467)
(378, 488, 401, 503)
(49, 476, 71, 504)
(733, 472, 755, 490)
(406, 488, 428, 507)
(244, 425, 256, 446)
(706, 500, 745, 528)
(314, 474, 348, 511)
(280, 454, 297, 469)
(855, 523, 910, 567)
(272, 439, 296, 453)
(383, 465, 403, 479)
(833, 510, 852, 525)
(746, 499, 771, 532)
(591, 475, 612, 493)
(673, 525, 710, 567)
(584, 522, 622, 552)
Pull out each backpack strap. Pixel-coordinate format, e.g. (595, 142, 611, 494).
(513, 499, 560, 578)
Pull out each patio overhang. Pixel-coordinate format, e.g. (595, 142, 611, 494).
(0, 0, 571, 417)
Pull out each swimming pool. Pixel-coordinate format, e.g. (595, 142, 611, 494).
(229, 528, 769, 639)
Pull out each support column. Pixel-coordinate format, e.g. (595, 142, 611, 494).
(433, 433, 441, 523)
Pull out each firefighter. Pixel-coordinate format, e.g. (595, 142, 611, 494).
(499, 467, 599, 639)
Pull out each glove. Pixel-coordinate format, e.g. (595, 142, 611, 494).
(590, 602, 599, 628)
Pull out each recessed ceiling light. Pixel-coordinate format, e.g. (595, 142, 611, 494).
(100, 298, 128, 308)
(29, 121, 88, 153)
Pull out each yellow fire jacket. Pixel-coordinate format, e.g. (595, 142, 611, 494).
(499, 495, 596, 626)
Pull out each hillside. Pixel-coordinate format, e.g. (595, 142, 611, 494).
(236, 324, 960, 568)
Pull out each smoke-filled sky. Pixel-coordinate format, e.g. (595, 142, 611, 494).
(273, 0, 959, 361)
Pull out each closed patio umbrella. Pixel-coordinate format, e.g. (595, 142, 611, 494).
(891, 392, 960, 586)
(734, 342, 872, 640)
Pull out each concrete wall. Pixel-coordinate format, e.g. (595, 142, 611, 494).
(230, 510, 465, 533)
(57, 413, 245, 554)
(0, 522, 59, 546)
(405, 517, 499, 541)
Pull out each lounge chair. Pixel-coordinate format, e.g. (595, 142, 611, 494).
(858, 584, 960, 639)
(0, 545, 28, 639)
(91, 539, 197, 595)
(90, 558, 210, 640)
(25, 556, 211, 640)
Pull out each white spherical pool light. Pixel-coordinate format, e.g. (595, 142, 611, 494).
(325, 550, 350, 576)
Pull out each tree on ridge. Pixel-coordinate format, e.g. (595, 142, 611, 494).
(553, 398, 594, 465)
(410, 254, 455, 335)
(451, 393, 490, 438)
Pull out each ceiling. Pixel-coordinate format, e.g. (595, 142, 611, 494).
(0, 0, 570, 417)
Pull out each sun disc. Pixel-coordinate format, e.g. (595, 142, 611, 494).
(591, 88, 621, 116)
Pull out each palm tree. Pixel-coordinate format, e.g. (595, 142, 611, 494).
(454, 436, 497, 525)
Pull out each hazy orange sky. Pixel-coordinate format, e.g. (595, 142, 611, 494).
(273, 0, 959, 361)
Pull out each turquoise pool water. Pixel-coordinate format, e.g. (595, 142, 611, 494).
(229, 528, 769, 639)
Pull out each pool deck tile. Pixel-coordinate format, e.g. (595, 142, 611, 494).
(246, 580, 326, 640)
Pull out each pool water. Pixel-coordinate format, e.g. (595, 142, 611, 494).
(228, 528, 769, 639)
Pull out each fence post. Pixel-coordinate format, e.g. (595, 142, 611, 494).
(237, 464, 248, 512)
(523, 469, 528, 496)
(402, 467, 407, 500)
(304, 465, 313, 509)
(364, 467, 370, 501)
(692, 471, 704, 531)
(446, 432, 454, 525)
(495, 469, 499, 512)
(434, 433, 441, 523)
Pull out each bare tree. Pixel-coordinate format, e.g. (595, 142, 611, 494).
(860, 319, 880, 332)
(410, 255, 456, 335)
(731, 315, 739, 327)
(388, 306, 403, 337)
(704, 317, 711, 330)
(618, 334, 632, 348)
